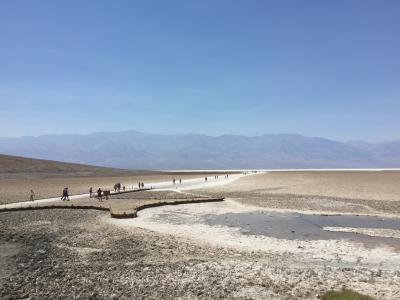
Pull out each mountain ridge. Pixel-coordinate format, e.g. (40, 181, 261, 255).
(0, 131, 399, 169)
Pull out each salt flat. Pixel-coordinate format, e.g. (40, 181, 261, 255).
(2, 170, 400, 299)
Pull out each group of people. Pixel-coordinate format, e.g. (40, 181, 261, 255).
(28, 174, 232, 203)
(89, 187, 107, 202)
(205, 174, 229, 182)
(172, 178, 182, 185)
(113, 182, 125, 193)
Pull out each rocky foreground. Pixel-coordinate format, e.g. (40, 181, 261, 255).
(1, 209, 399, 299)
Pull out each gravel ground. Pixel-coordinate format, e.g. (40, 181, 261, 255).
(1, 209, 399, 299)
(0, 209, 285, 299)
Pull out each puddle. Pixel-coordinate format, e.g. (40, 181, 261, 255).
(111, 202, 400, 265)
(205, 211, 400, 249)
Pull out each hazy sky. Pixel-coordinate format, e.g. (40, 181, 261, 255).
(0, 0, 399, 141)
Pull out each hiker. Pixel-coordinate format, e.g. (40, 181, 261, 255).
(141, 182, 144, 189)
(97, 188, 102, 202)
(179, 178, 182, 184)
(61, 187, 70, 201)
(89, 187, 93, 198)
(30, 189, 35, 202)
(173, 178, 176, 185)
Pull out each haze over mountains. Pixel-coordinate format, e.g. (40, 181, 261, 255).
(0, 131, 399, 170)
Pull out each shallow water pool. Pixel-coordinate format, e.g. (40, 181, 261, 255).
(205, 211, 400, 249)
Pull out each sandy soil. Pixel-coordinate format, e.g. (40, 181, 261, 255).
(191, 171, 400, 217)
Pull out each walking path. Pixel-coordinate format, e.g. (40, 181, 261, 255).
(1, 173, 251, 212)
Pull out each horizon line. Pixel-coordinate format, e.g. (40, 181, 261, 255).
(0, 130, 399, 144)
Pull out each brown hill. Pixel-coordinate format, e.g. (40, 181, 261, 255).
(0, 154, 144, 179)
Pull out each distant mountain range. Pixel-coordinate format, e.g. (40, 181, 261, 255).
(0, 131, 399, 169)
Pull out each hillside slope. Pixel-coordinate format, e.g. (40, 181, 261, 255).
(0, 154, 138, 178)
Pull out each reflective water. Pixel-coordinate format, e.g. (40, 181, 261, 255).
(205, 211, 400, 249)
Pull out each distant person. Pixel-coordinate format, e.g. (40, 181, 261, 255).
(89, 187, 93, 198)
(123, 186, 125, 192)
(30, 189, 35, 202)
(141, 182, 144, 189)
(205, 177, 207, 182)
(179, 178, 182, 184)
(138, 182, 141, 189)
(61, 187, 70, 201)
(173, 178, 176, 185)
(97, 188, 103, 202)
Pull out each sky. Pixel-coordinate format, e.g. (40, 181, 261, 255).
(0, 0, 399, 142)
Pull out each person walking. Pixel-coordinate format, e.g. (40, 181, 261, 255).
(97, 188, 102, 202)
(89, 187, 93, 198)
(30, 189, 35, 202)
(61, 187, 70, 201)
(179, 178, 182, 184)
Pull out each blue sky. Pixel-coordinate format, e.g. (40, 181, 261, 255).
(0, 0, 399, 142)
